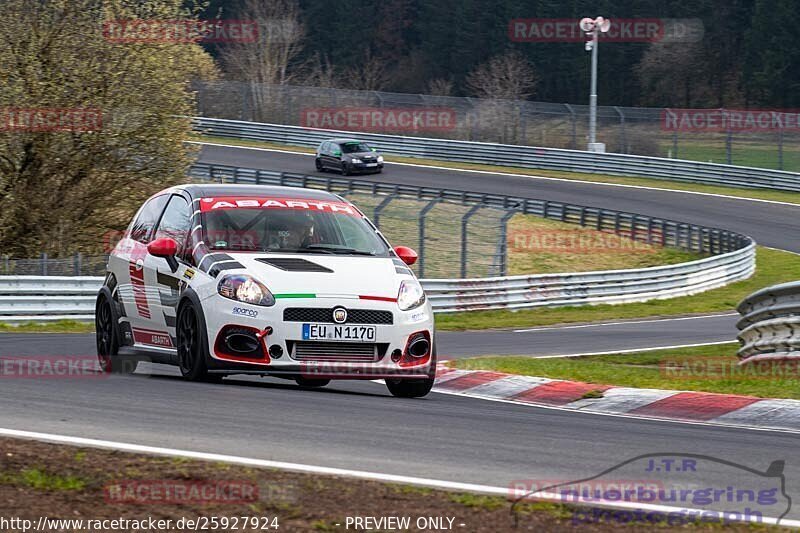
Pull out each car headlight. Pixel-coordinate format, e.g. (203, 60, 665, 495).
(350, 158, 362, 163)
(398, 280, 426, 311)
(377, 155, 384, 163)
(218, 275, 275, 306)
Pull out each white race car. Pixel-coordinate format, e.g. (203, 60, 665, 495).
(96, 184, 436, 397)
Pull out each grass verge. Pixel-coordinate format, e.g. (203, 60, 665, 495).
(436, 246, 795, 331)
(0, 320, 94, 333)
(451, 342, 800, 400)
(0, 437, 768, 531)
(189, 134, 800, 206)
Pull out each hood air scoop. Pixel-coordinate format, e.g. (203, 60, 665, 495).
(256, 257, 333, 273)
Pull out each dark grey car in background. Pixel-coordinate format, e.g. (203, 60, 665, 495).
(315, 139, 384, 175)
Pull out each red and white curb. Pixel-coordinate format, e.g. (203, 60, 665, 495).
(433, 366, 800, 433)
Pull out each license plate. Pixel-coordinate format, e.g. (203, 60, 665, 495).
(302, 323, 376, 342)
(365, 163, 378, 167)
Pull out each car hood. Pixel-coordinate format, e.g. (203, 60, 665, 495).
(345, 151, 379, 158)
(225, 253, 404, 299)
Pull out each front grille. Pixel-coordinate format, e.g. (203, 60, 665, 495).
(291, 342, 381, 362)
(283, 308, 393, 325)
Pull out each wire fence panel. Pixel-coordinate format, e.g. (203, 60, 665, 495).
(191, 117, 800, 192)
(193, 81, 800, 172)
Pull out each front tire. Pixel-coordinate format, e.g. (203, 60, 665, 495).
(96, 295, 138, 374)
(177, 303, 216, 382)
(386, 377, 434, 398)
(315, 158, 324, 172)
(386, 339, 436, 398)
(341, 162, 351, 176)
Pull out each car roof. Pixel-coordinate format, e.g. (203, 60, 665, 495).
(326, 138, 364, 144)
(175, 183, 344, 202)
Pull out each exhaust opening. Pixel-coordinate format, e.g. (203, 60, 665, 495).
(408, 336, 430, 358)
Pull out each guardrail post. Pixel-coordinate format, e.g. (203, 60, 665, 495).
(724, 109, 733, 165)
(373, 194, 394, 229)
(778, 127, 784, 171)
(564, 103, 577, 149)
(74, 253, 82, 276)
(460, 205, 483, 278)
(672, 131, 679, 159)
(40, 253, 47, 276)
(614, 106, 626, 153)
(2, 255, 8, 274)
(418, 199, 439, 278)
(498, 210, 517, 276)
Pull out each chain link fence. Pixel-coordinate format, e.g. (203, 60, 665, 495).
(0, 254, 107, 276)
(194, 81, 800, 172)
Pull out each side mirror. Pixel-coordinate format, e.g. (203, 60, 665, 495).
(394, 246, 418, 266)
(371, 148, 377, 152)
(147, 237, 179, 272)
(333, 150, 342, 157)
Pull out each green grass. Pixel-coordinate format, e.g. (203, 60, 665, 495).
(672, 140, 800, 172)
(189, 134, 800, 206)
(0, 320, 93, 333)
(0, 468, 86, 491)
(452, 342, 800, 399)
(436, 246, 796, 331)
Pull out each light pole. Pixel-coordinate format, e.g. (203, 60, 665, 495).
(580, 16, 610, 152)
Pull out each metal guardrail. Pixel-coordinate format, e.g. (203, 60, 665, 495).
(0, 169, 757, 322)
(192, 116, 800, 192)
(0, 276, 102, 322)
(736, 282, 800, 362)
(0, 240, 755, 321)
(191, 164, 755, 313)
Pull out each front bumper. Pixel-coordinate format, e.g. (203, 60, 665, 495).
(348, 162, 383, 172)
(202, 294, 434, 379)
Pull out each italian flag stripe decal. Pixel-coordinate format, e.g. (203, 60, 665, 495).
(273, 293, 316, 299)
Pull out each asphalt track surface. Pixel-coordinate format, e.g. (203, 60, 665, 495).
(3, 144, 800, 521)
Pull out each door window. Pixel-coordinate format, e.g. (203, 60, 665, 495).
(129, 195, 169, 244)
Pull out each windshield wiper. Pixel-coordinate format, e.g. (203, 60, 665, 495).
(303, 244, 376, 256)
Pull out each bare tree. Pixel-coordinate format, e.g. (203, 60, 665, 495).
(466, 50, 536, 100)
(340, 51, 389, 91)
(302, 52, 338, 88)
(219, 0, 305, 121)
(427, 78, 454, 96)
(465, 51, 536, 144)
(635, 42, 709, 107)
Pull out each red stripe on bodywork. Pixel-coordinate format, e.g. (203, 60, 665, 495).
(435, 371, 506, 391)
(511, 381, 612, 406)
(359, 295, 397, 302)
(628, 392, 763, 421)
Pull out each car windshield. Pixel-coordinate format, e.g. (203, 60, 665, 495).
(199, 197, 390, 256)
(341, 142, 371, 154)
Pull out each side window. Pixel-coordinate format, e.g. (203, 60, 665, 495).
(331, 143, 340, 156)
(154, 195, 192, 256)
(129, 195, 169, 244)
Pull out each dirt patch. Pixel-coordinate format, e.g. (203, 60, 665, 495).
(0, 437, 772, 532)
